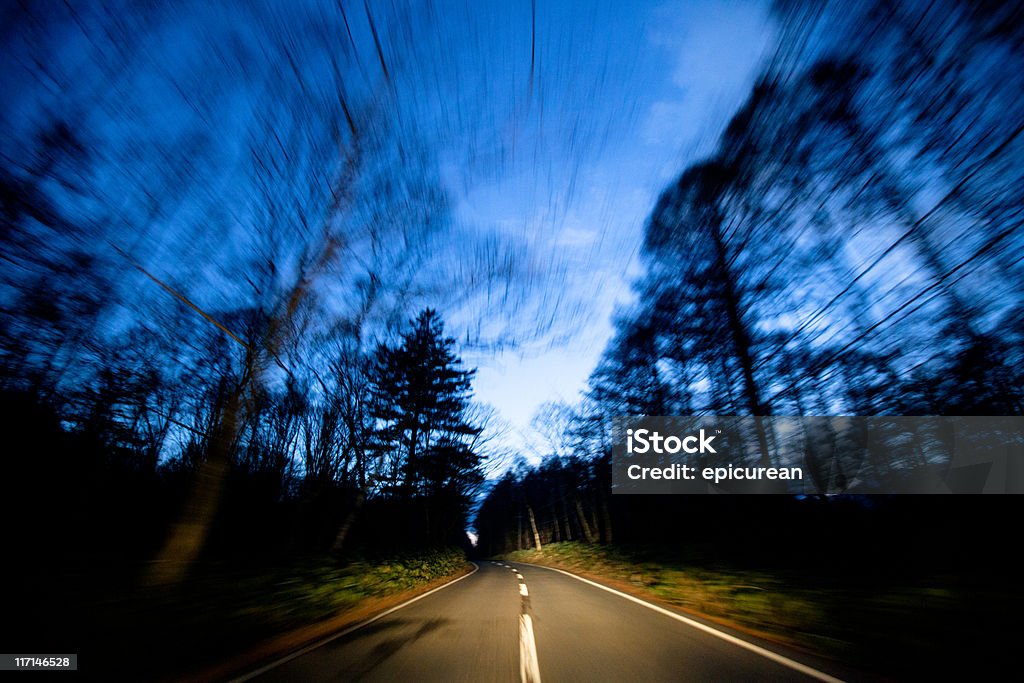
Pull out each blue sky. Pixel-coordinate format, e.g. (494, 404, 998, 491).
(455, 0, 777, 457)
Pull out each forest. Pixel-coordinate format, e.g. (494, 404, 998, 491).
(478, 0, 1024, 555)
(2, 0, 1023, 679)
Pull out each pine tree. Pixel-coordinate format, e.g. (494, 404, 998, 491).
(369, 308, 480, 498)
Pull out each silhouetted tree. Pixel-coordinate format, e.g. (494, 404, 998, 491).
(367, 308, 482, 544)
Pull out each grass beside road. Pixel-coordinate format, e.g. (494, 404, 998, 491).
(502, 543, 834, 650)
(499, 541, 1013, 678)
(52, 547, 471, 680)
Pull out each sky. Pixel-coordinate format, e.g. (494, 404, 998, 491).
(458, 0, 777, 458)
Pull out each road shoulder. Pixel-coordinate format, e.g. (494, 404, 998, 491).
(177, 562, 477, 683)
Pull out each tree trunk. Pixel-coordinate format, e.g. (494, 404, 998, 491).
(144, 383, 242, 586)
(517, 511, 523, 550)
(709, 213, 773, 467)
(561, 498, 574, 541)
(527, 504, 542, 551)
(332, 488, 366, 552)
(574, 496, 596, 543)
(599, 492, 613, 544)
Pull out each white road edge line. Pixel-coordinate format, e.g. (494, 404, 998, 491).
(229, 562, 481, 682)
(519, 614, 542, 683)
(519, 583, 529, 597)
(516, 573, 524, 580)
(517, 562, 843, 683)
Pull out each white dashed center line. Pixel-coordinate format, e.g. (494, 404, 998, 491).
(510, 564, 541, 683)
(519, 614, 541, 683)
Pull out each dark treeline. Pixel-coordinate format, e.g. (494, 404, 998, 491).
(0, 0, 550, 596)
(477, 0, 1023, 568)
(2, 306, 487, 570)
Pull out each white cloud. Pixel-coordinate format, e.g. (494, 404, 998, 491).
(643, 0, 775, 154)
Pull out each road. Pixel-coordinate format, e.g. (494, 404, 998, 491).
(238, 561, 847, 682)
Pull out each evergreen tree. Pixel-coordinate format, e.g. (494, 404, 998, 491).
(369, 308, 481, 498)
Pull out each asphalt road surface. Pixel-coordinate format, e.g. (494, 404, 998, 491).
(238, 561, 847, 682)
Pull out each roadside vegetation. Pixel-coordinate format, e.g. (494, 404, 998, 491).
(61, 548, 470, 679)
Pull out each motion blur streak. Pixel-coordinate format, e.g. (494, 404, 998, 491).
(2, 0, 1022, 680)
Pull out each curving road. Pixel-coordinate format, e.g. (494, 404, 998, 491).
(236, 561, 850, 682)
